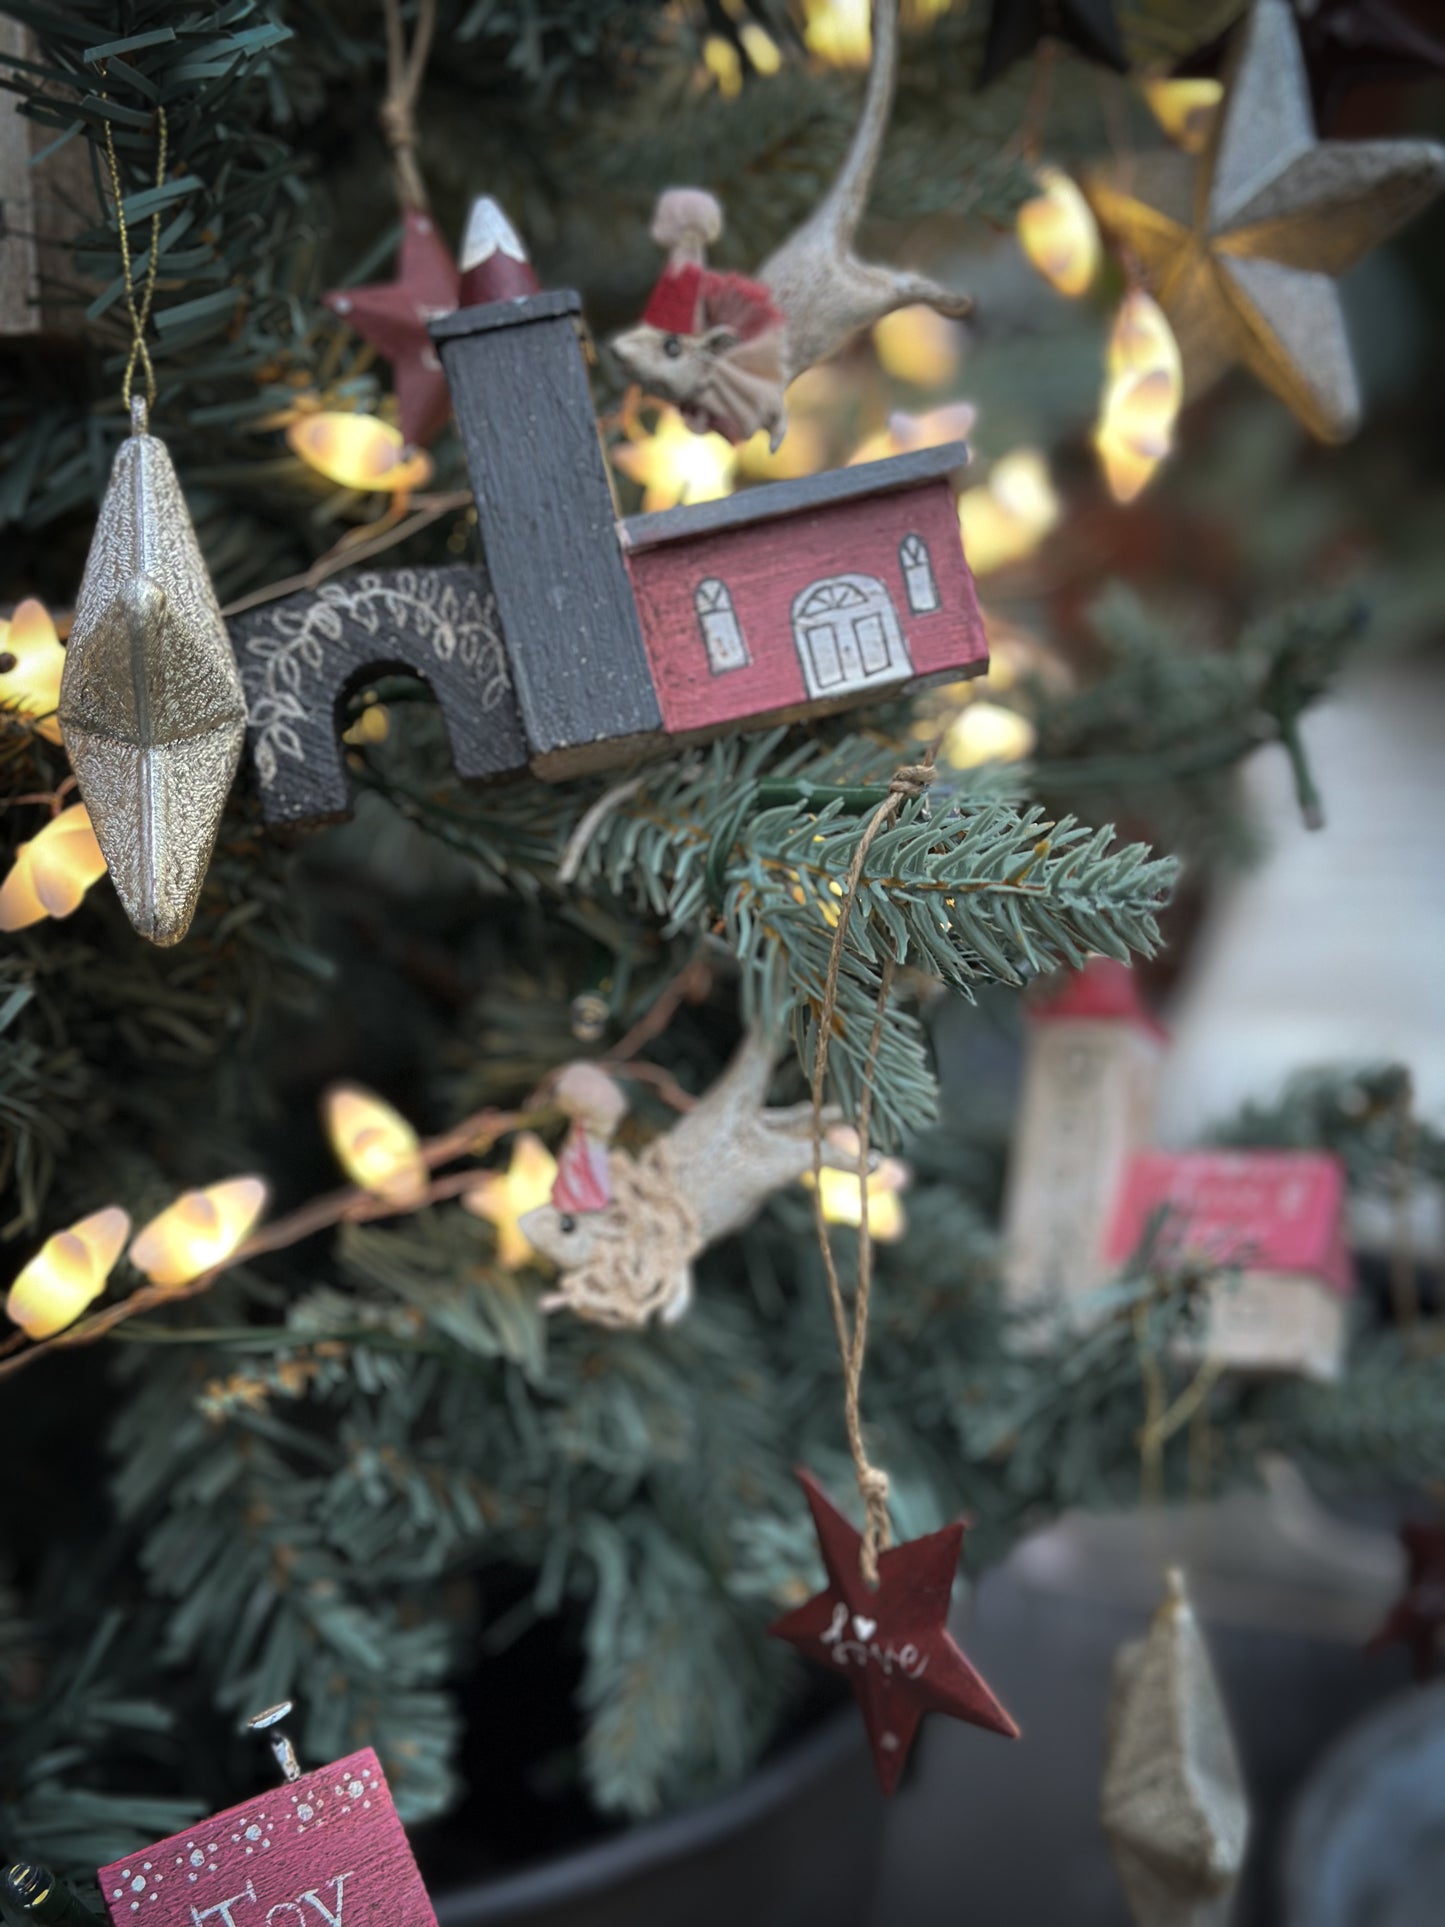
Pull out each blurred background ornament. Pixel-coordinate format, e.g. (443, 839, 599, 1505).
(1086, 0, 1445, 441)
(4, 1207, 130, 1340)
(1101, 1569, 1249, 1927)
(1003, 962, 1168, 1329)
(611, 405, 739, 510)
(1366, 1522, 1445, 1679)
(325, 211, 460, 450)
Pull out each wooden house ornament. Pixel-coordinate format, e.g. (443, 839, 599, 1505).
(230, 217, 988, 826)
(1002, 960, 1168, 1329)
(1104, 1149, 1355, 1381)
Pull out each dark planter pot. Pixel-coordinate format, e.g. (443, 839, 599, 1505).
(431, 1707, 884, 1927)
(1284, 1680, 1445, 1927)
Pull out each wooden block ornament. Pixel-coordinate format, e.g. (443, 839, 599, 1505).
(236, 203, 988, 827)
(1002, 961, 1167, 1327)
(233, 567, 529, 826)
(95, 1708, 436, 1927)
(1104, 1149, 1356, 1381)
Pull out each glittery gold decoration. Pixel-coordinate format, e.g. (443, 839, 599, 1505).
(1101, 1570, 1249, 1927)
(58, 400, 247, 946)
(1087, 0, 1445, 441)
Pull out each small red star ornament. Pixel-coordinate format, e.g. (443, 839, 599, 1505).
(770, 1468, 1018, 1794)
(325, 211, 460, 447)
(1367, 1521, 1445, 1680)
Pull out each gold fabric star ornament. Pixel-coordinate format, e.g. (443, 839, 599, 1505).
(1086, 0, 1445, 441)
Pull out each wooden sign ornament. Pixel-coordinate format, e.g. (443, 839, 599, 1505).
(94, 1704, 438, 1927)
(611, 0, 975, 449)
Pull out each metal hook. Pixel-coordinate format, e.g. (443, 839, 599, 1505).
(245, 1701, 302, 1783)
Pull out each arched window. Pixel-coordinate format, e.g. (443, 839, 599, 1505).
(899, 534, 939, 614)
(694, 577, 749, 674)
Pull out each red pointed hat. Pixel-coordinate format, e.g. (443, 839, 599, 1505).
(1029, 959, 1168, 1042)
(642, 262, 704, 334)
(552, 1127, 613, 1214)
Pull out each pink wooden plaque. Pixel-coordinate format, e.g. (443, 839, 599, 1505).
(1104, 1149, 1353, 1296)
(96, 1749, 437, 1927)
(627, 478, 986, 737)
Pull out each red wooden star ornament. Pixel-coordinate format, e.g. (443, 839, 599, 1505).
(1367, 1521, 1445, 1680)
(770, 1468, 1018, 1794)
(325, 210, 460, 448)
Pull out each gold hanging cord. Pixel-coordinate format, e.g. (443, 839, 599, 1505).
(98, 72, 168, 421)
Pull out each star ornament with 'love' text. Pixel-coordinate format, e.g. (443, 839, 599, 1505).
(770, 1469, 1018, 1794)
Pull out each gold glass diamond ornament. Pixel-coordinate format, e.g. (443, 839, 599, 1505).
(1086, 0, 1445, 441)
(58, 399, 246, 946)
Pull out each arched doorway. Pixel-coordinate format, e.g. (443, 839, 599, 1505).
(791, 574, 912, 701)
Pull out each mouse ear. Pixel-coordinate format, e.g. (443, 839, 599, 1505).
(699, 323, 742, 354)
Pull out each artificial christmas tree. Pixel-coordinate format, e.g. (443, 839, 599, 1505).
(2, 3, 1444, 1922)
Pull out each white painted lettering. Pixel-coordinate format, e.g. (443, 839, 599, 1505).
(298, 1875, 350, 1927)
(191, 1882, 257, 1927)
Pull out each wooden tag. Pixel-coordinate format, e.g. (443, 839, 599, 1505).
(96, 1749, 436, 1927)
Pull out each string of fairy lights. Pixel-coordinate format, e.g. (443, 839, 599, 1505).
(1, 3, 1219, 1351)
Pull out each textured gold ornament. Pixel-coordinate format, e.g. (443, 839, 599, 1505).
(1086, 0, 1445, 441)
(58, 399, 246, 946)
(1101, 1570, 1249, 1927)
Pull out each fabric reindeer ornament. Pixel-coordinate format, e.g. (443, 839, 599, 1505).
(611, 0, 973, 449)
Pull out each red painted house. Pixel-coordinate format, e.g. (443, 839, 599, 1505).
(622, 443, 987, 738)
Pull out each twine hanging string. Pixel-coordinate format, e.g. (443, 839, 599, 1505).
(380, 0, 439, 213)
(99, 80, 168, 419)
(809, 759, 935, 1585)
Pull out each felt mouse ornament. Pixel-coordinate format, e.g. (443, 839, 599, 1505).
(612, 0, 973, 449)
(520, 1023, 855, 1329)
